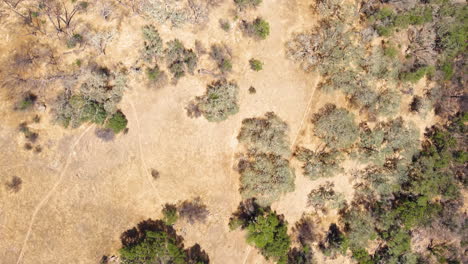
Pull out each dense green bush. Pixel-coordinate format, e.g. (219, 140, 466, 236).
(106, 111, 128, 134)
(230, 203, 290, 264)
(312, 104, 359, 150)
(238, 112, 291, 156)
(246, 211, 290, 263)
(120, 230, 186, 264)
(119, 219, 209, 264)
(192, 79, 239, 122)
(238, 153, 295, 206)
(249, 58, 263, 71)
(399, 66, 434, 83)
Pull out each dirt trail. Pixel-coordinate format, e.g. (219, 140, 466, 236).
(129, 97, 161, 200)
(15, 125, 93, 264)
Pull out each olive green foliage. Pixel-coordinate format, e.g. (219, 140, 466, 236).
(243, 18, 270, 40)
(54, 69, 127, 131)
(120, 230, 186, 264)
(383, 45, 398, 58)
(106, 111, 128, 134)
(286, 21, 356, 74)
(334, 114, 466, 263)
(165, 39, 197, 79)
(192, 79, 239, 122)
(146, 66, 160, 80)
(247, 211, 290, 263)
(141, 25, 164, 62)
(295, 147, 344, 180)
(238, 112, 290, 156)
(372, 6, 433, 37)
(436, 3, 467, 62)
(234, 0, 262, 10)
(312, 104, 359, 150)
(209, 44, 232, 73)
(307, 182, 345, 212)
(249, 58, 263, 71)
(230, 203, 290, 264)
(342, 209, 378, 250)
(238, 153, 295, 206)
(145, 65, 167, 88)
(119, 219, 209, 264)
(399, 65, 434, 83)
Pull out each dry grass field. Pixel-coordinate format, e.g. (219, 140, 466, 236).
(1, 0, 465, 264)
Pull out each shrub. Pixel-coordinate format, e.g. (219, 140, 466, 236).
(19, 123, 39, 143)
(238, 112, 290, 156)
(106, 110, 128, 134)
(141, 25, 164, 62)
(308, 182, 345, 212)
(165, 39, 198, 79)
(238, 153, 295, 206)
(243, 18, 270, 39)
(151, 169, 160, 179)
(209, 43, 232, 73)
(219, 19, 230, 31)
(383, 45, 398, 58)
(373, 89, 401, 117)
(5, 176, 22, 193)
(287, 246, 314, 264)
(145, 65, 167, 88)
(192, 79, 239, 122)
(319, 224, 346, 257)
(234, 0, 262, 10)
(312, 104, 359, 150)
(248, 86, 256, 94)
(295, 147, 344, 180)
(178, 197, 209, 224)
(67, 34, 83, 48)
(119, 227, 186, 263)
(249, 58, 263, 71)
(15, 92, 37, 111)
(162, 203, 178, 225)
(95, 128, 115, 141)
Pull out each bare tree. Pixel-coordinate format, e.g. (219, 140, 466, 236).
(39, 0, 87, 34)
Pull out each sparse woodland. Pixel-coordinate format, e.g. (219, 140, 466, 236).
(0, 0, 466, 264)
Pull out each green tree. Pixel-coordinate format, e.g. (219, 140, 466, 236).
(106, 110, 128, 134)
(120, 230, 186, 264)
(246, 211, 290, 263)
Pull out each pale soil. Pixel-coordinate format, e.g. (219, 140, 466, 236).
(0, 0, 439, 263)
